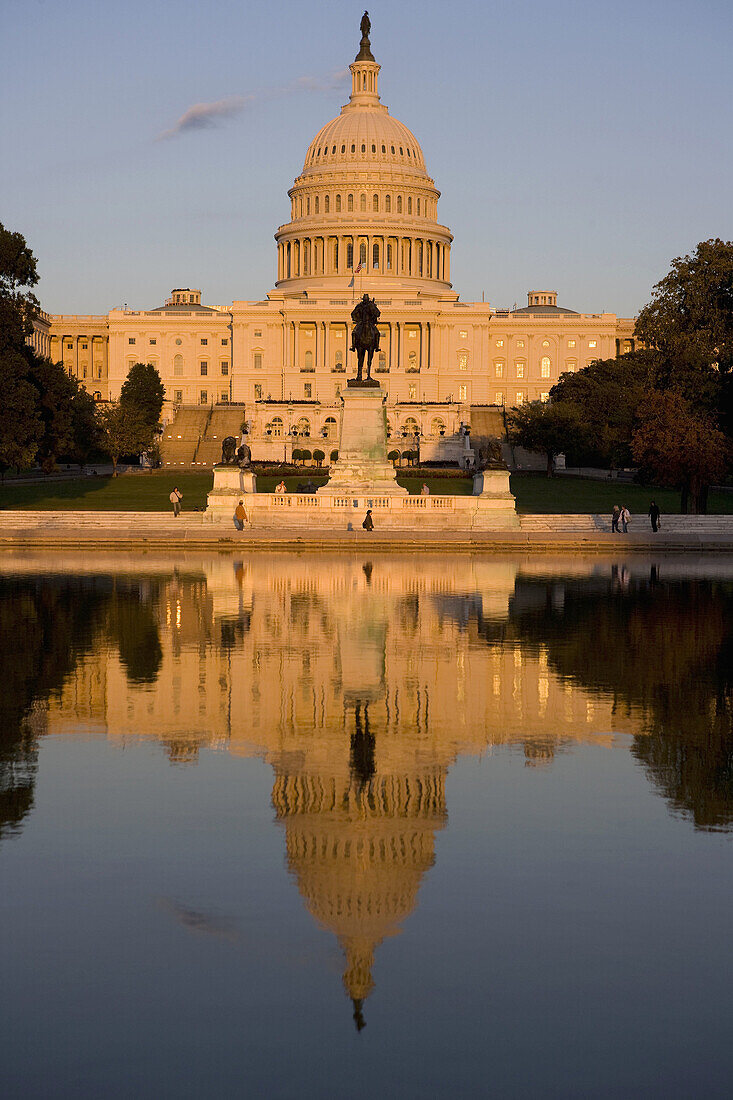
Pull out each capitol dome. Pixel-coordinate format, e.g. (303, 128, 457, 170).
(274, 14, 453, 297)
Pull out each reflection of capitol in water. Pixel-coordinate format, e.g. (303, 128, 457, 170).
(5, 553, 652, 1024)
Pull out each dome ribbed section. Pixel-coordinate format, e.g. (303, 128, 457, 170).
(273, 17, 453, 297)
(304, 113, 427, 176)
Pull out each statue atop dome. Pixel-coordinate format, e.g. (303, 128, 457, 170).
(356, 10, 375, 61)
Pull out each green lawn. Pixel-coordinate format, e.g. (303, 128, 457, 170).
(0, 470, 730, 514)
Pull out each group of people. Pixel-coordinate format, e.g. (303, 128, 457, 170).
(611, 502, 662, 533)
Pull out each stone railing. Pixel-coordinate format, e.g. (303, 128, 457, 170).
(206, 488, 518, 529)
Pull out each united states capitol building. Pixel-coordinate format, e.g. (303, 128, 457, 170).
(44, 16, 635, 465)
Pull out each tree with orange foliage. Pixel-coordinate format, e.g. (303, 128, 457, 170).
(631, 390, 730, 513)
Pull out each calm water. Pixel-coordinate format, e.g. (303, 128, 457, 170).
(1, 552, 732, 1099)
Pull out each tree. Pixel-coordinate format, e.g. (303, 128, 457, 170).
(329, 449, 339, 464)
(506, 400, 586, 477)
(120, 362, 165, 430)
(387, 449, 399, 465)
(635, 239, 733, 378)
(0, 349, 43, 475)
(312, 448, 325, 467)
(631, 390, 731, 513)
(97, 403, 156, 476)
(550, 351, 655, 468)
(291, 448, 303, 465)
(0, 222, 39, 352)
(27, 355, 100, 468)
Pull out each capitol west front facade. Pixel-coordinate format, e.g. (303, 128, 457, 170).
(47, 20, 635, 461)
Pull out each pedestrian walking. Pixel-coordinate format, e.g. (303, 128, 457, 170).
(611, 504, 620, 533)
(648, 501, 661, 532)
(421, 482, 430, 496)
(233, 499, 248, 531)
(620, 505, 631, 533)
(170, 486, 183, 517)
(362, 508, 374, 531)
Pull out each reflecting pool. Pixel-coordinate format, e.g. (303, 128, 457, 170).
(1, 552, 732, 1099)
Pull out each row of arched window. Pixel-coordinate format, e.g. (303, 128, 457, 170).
(293, 192, 433, 218)
(281, 234, 447, 280)
(309, 139, 420, 163)
(262, 415, 446, 439)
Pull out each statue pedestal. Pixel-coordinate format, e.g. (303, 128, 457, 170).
(471, 468, 520, 528)
(319, 384, 406, 496)
(206, 465, 257, 521)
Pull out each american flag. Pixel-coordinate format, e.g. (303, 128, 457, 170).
(354, 262, 363, 274)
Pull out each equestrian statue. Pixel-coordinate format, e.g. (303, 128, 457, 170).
(350, 293, 381, 384)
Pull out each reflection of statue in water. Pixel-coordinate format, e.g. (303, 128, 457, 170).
(350, 294, 381, 384)
(221, 437, 251, 467)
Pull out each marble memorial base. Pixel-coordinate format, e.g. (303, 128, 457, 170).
(206, 465, 258, 521)
(318, 383, 406, 497)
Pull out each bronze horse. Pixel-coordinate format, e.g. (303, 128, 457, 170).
(350, 294, 380, 383)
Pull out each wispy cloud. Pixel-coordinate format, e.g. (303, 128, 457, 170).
(157, 70, 348, 142)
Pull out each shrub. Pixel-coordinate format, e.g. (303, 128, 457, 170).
(313, 448, 325, 466)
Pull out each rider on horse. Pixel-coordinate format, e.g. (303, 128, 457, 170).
(350, 294, 380, 382)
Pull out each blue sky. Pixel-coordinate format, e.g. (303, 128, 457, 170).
(2, 0, 731, 317)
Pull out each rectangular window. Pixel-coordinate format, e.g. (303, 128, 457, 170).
(516, 391, 525, 405)
(495, 392, 504, 405)
(174, 360, 183, 377)
(458, 384, 467, 401)
(588, 340, 597, 348)
(254, 330, 262, 338)
(128, 338, 136, 345)
(254, 352, 263, 370)
(200, 362, 208, 376)
(304, 383, 312, 399)
(200, 390, 208, 404)
(201, 338, 208, 346)
(221, 338, 228, 345)
(460, 330, 468, 340)
(516, 363, 525, 378)
(517, 340, 525, 348)
(459, 353, 468, 371)
(174, 389, 183, 403)
(541, 361, 551, 378)
(409, 384, 417, 400)
(541, 391, 550, 402)
(495, 363, 504, 378)
(568, 339, 576, 348)
(81, 342, 88, 349)
(221, 392, 229, 403)
(221, 362, 229, 375)
(496, 339, 504, 347)
(254, 383, 263, 400)
(149, 338, 156, 345)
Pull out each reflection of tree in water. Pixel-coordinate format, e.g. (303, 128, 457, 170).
(0, 579, 105, 840)
(0, 575, 165, 841)
(108, 579, 164, 684)
(506, 574, 733, 830)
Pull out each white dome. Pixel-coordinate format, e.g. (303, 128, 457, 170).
(303, 110, 428, 177)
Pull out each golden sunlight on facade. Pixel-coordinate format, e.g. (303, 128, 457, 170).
(46, 18, 635, 465)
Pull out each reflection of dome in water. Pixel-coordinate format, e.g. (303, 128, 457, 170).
(272, 758, 446, 1027)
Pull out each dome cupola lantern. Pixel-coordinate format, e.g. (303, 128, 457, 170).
(273, 14, 454, 297)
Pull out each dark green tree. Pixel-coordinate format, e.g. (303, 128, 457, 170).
(0, 348, 43, 475)
(27, 354, 101, 468)
(550, 351, 655, 468)
(506, 400, 586, 476)
(0, 221, 39, 352)
(120, 362, 165, 430)
(635, 239, 733, 378)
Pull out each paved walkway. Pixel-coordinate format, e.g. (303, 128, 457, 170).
(0, 511, 732, 552)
